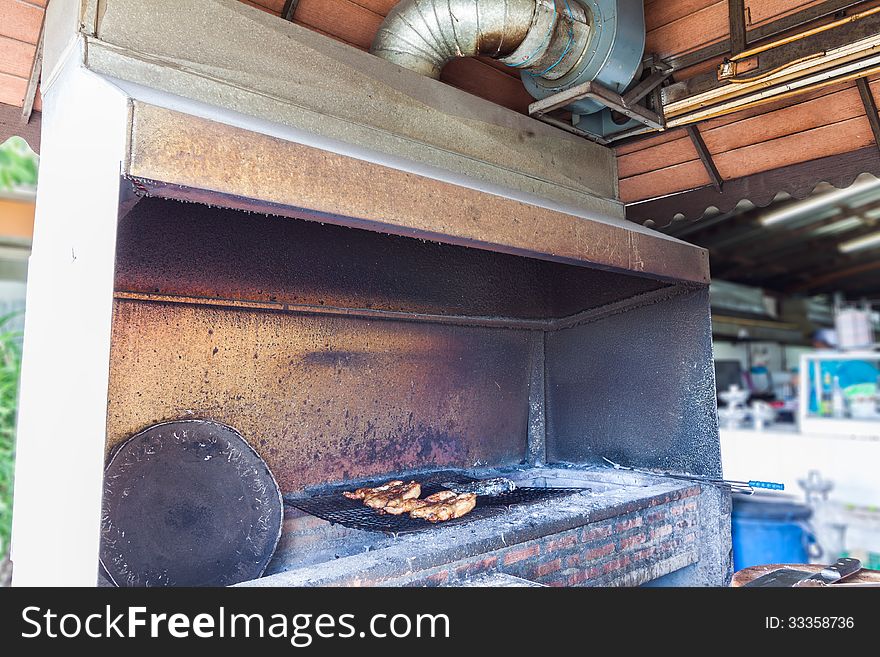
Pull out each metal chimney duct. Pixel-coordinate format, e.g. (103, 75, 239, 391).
(371, 0, 646, 118)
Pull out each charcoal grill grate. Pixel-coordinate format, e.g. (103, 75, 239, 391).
(286, 471, 585, 534)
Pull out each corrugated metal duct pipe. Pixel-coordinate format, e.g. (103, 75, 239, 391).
(370, 0, 592, 82)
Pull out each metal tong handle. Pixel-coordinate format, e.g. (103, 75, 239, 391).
(794, 558, 862, 586)
(818, 557, 862, 583)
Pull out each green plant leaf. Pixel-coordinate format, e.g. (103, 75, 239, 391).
(0, 137, 39, 192)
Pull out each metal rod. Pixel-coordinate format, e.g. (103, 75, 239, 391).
(114, 290, 553, 331)
(686, 125, 723, 192)
(668, 30, 880, 118)
(530, 81, 664, 130)
(601, 458, 783, 495)
(622, 66, 674, 106)
(667, 62, 880, 128)
(530, 112, 609, 144)
(856, 76, 880, 154)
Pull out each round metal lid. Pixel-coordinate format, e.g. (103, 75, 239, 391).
(100, 420, 283, 587)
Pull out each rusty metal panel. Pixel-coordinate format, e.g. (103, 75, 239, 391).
(125, 103, 710, 285)
(106, 300, 531, 492)
(544, 287, 721, 477)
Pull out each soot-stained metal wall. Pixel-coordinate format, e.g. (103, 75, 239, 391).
(544, 288, 721, 477)
(106, 300, 531, 491)
(113, 199, 666, 321)
(107, 197, 716, 492)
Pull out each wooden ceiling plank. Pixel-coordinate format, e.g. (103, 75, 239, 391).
(712, 114, 876, 181)
(617, 133, 697, 178)
(699, 76, 862, 131)
(0, 71, 27, 108)
(614, 126, 689, 156)
(619, 159, 712, 202)
(645, 1, 728, 61)
(0, 35, 35, 79)
(0, 0, 43, 46)
(645, 0, 722, 32)
(244, 0, 285, 12)
(347, 0, 397, 15)
(746, 0, 829, 28)
(238, 0, 282, 15)
(440, 58, 535, 114)
(293, 0, 383, 50)
(619, 78, 880, 193)
(702, 83, 867, 153)
(625, 145, 880, 225)
(665, 0, 872, 75)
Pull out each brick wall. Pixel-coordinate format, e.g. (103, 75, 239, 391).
(392, 486, 701, 587)
(256, 482, 714, 587)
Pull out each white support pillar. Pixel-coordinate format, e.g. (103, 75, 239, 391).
(10, 4, 130, 585)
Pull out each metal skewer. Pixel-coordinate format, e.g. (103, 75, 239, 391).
(601, 457, 784, 495)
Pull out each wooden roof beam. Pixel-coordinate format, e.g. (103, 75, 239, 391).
(20, 13, 45, 125)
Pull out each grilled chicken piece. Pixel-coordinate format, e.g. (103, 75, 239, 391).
(409, 492, 477, 522)
(343, 480, 404, 500)
(382, 489, 457, 515)
(363, 481, 421, 509)
(382, 497, 428, 515)
(423, 490, 457, 503)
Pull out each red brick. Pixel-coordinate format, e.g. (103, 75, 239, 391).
(680, 485, 701, 499)
(646, 510, 667, 523)
(683, 532, 697, 544)
(669, 503, 685, 516)
(565, 554, 582, 568)
(454, 555, 498, 578)
(532, 558, 563, 579)
(619, 532, 646, 550)
(602, 556, 631, 574)
(632, 546, 656, 562)
(545, 534, 578, 553)
(614, 517, 643, 532)
(423, 571, 449, 586)
(684, 499, 699, 512)
(585, 542, 615, 560)
(582, 524, 612, 542)
(503, 543, 541, 565)
(568, 569, 589, 586)
(650, 525, 673, 541)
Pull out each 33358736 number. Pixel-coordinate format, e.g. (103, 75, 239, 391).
(782, 617, 854, 629)
(765, 617, 854, 629)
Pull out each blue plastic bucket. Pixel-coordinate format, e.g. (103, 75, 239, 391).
(731, 497, 812, 570)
